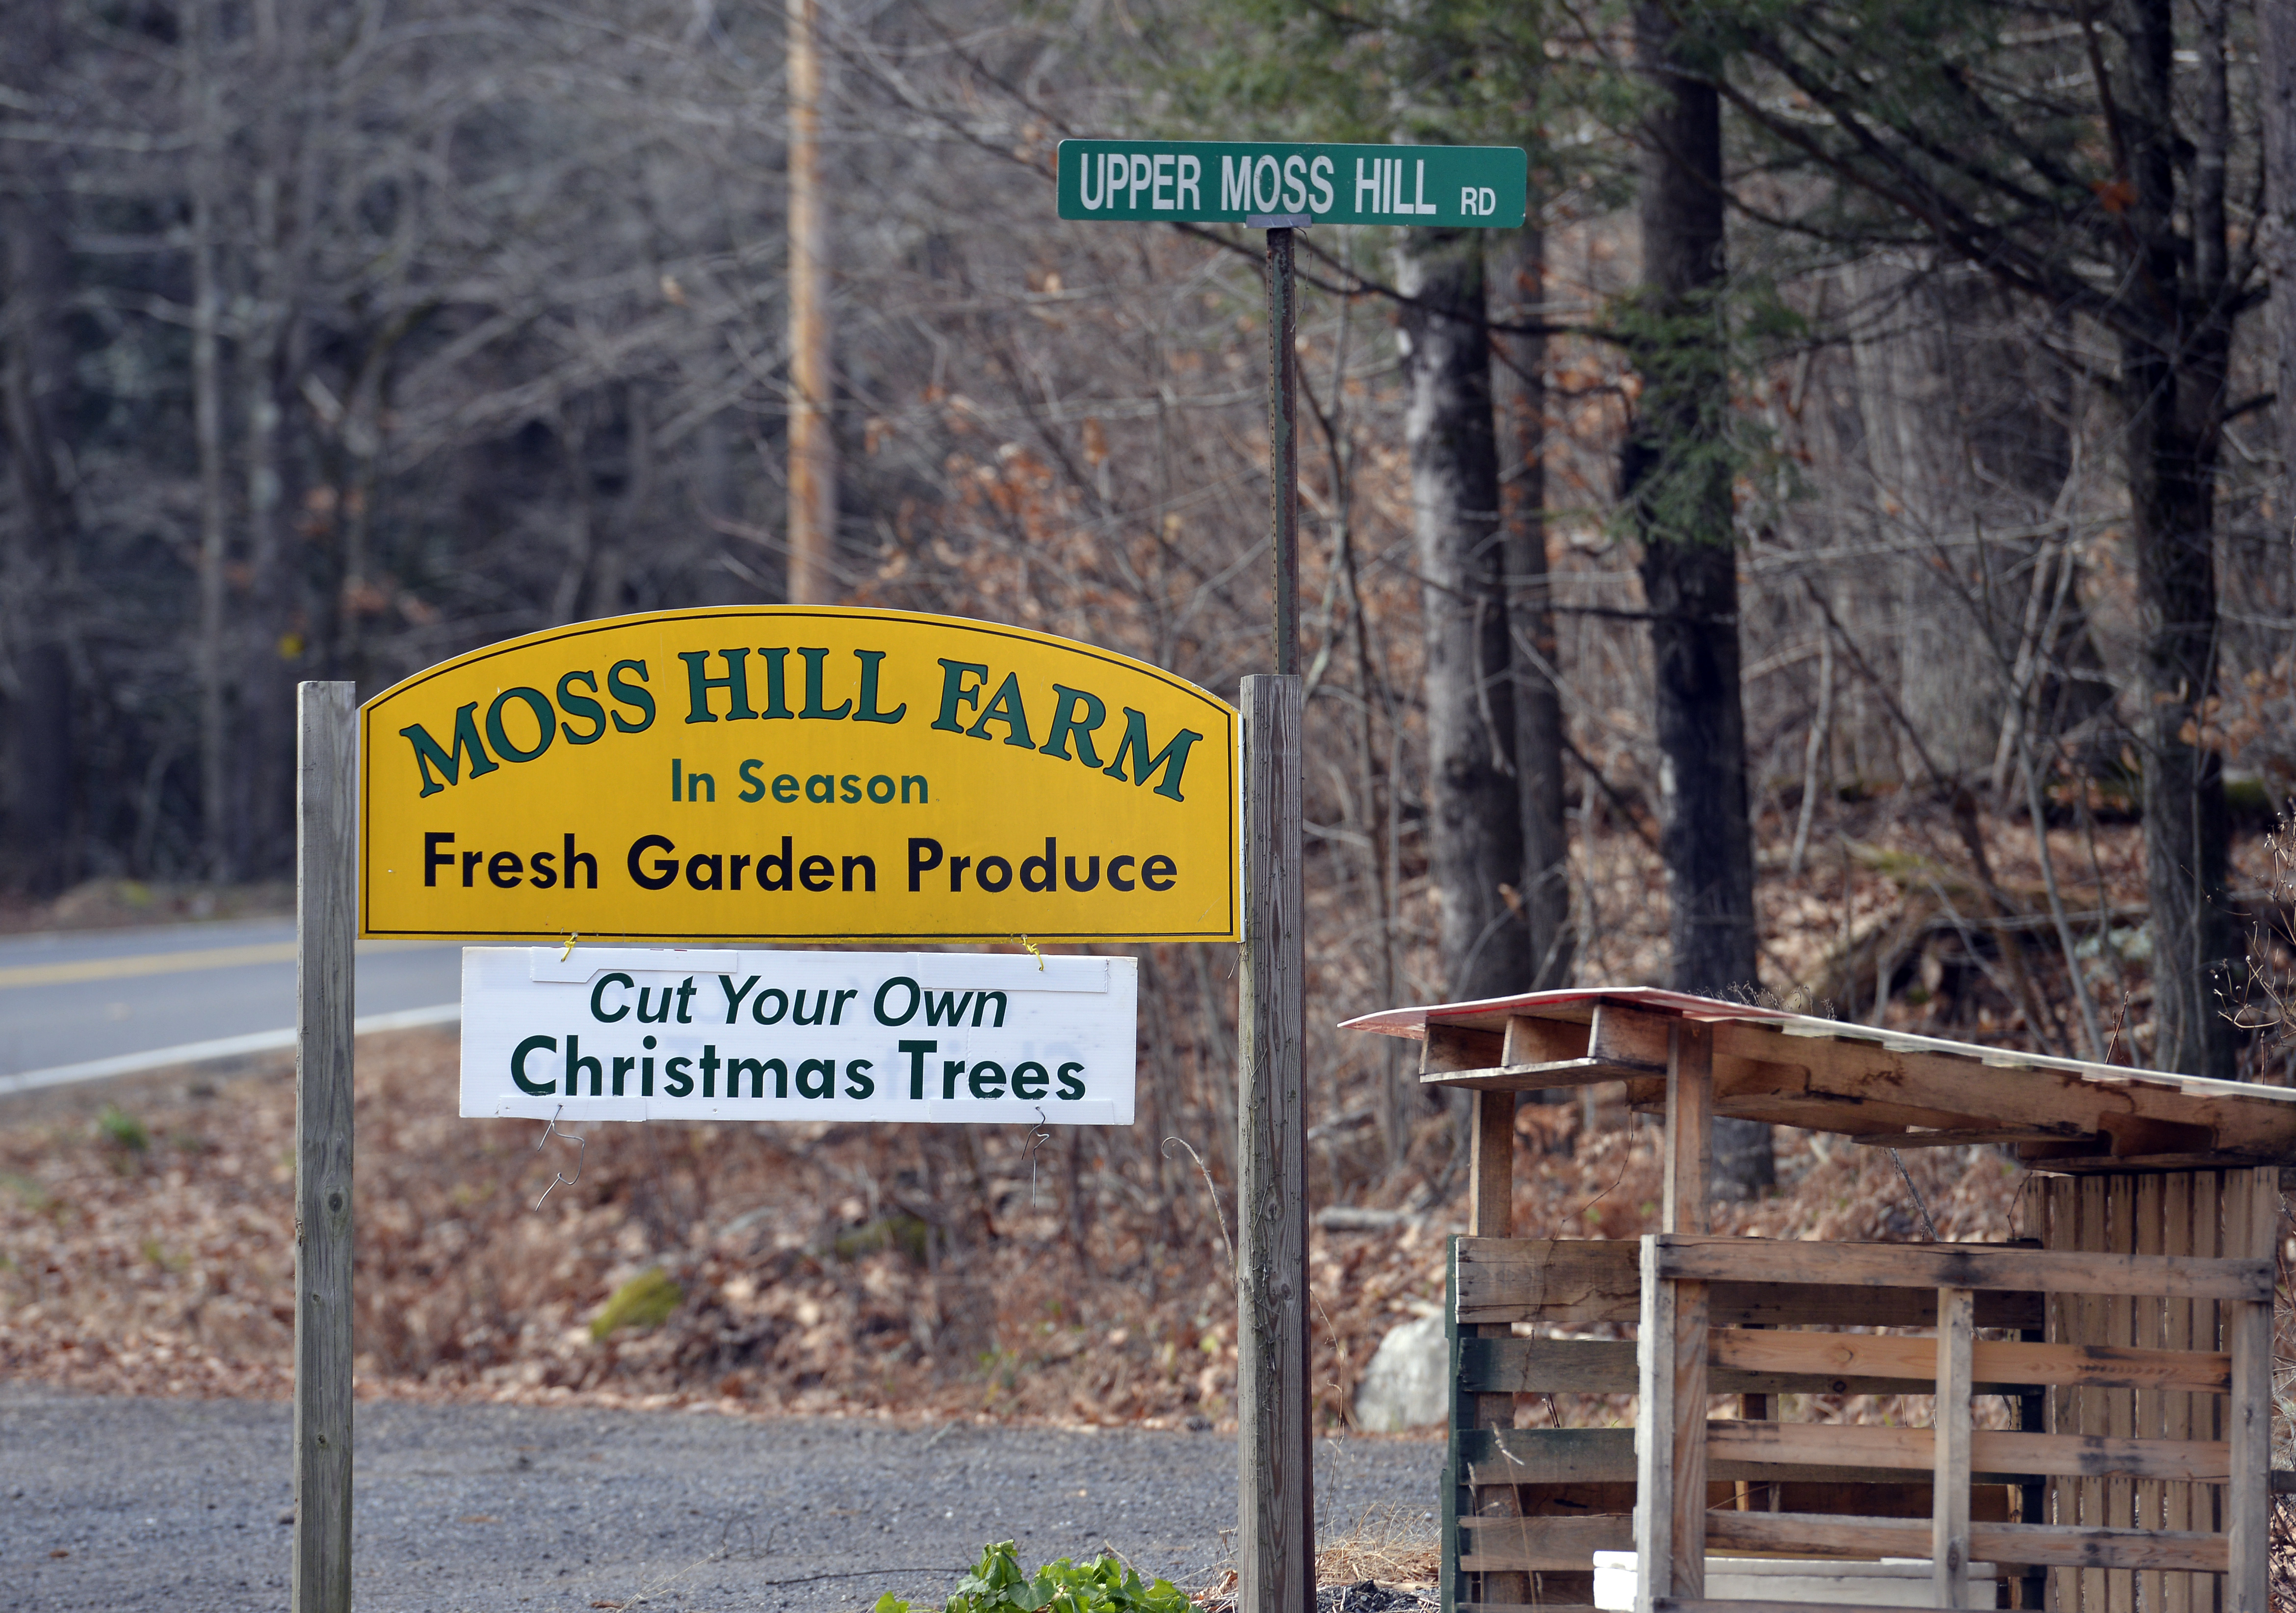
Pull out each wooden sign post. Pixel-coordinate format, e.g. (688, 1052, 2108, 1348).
(1058, 136, 1528, 1613)
(293, 680, 357, 1613)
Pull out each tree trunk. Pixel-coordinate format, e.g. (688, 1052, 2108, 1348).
(0, 34, 79, 892)
(2121, 0, 2237, 1081)
(1397, 227, 1529, 1003)
(186, 0, 235, 882)
(1631, 0, 1769, 1191)
(1849, 259, 2007, 781)
(1493, 226, 1573, 989)
(2264, 0, 2296, 538)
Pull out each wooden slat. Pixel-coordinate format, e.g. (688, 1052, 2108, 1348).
(1458, 1428, 1634, 1487)
(1652, 1233, 2270, 1302)
(1706, 1421, 2231, 1482)
(1456, 1513, 1632, 1570)
(1710, 1326, 2232, 1394)
(2106, 1174, 2134, 1613)
(1656, 1024, 1711, 1609)
(1586, 1000, 1670, 1072)
(1421, 1057, 1622, 1093)
(1665, 1022, 1713, 1238)
(2048, 1174, 2085, 1613)
(1424, 1022, 1505, 1073)
(2227, 1295, 2271, 1613)
(1443, 1242, 1463, 1613)
(1458, 1427, 2041, 1490)
(1636, 1236, 1681, 1613)
(1457, 1332, 2160, 1398)
(1466, 1086, 1525, 1610)
(2074, 1174, 2106, 1613)
(1935, 1285, 1975, 1609)
(1853, 1126, 2104, 1146)
(2226, 1167, 2276, 1613)
(2193, 1169, 2222, 1565)
(1703, 1510, 2231, 1572)
(2134, 1171, 2165, 1613)
(1702, 1091, 2060, 1138)
(1452, 1237, 2044, 1329)
(1453, 1239, 1641, 1326)
(2161, 1172, 2196, 1613)
(2075, 1174, 2103, 1613)
(1981, 1520, 2230, 1574)
(1469, 1091, 1514, 1239)
(1670, 1278, 1710, 1596)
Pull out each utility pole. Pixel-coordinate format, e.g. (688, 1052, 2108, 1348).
(785, 0, 834, 605)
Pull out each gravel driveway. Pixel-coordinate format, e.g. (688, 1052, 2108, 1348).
(3, 1387, 1441, 1613)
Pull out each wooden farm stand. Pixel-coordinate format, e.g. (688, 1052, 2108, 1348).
(1341, 988, 2296, 1613)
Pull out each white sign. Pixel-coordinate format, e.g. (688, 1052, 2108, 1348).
(461, 946, 1136, 1124)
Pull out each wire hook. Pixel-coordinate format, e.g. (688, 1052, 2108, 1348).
(532, 1105, 586, 1210)
(1026, 1106, 1051, 1206)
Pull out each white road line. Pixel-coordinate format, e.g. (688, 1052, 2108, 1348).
(0, 1003, 462, 1097)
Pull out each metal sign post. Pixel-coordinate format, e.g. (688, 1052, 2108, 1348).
(1057, 136, 1527, 1613)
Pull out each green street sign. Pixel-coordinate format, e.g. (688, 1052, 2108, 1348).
(1057, 139, 1527, 229)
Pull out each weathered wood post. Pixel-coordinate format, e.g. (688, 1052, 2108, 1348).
(1636, 1021, 1712, 1613)
(1237, 671, 1309, 1613)
(1237, 202, 1312, 1613)
(293, 680, 357, 1613)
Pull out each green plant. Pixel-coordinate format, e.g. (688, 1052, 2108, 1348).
(874, 1542, 1189, 1613)
(588, 1268, 682, 1340)
(96, 1105, 149, 1155)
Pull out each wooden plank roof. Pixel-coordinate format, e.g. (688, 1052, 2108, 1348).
(1339, 987, 2296, 1171)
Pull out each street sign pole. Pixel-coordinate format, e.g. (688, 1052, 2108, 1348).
(1237, 212, 1310, 1613)
(1265, 222, 1300, 677)
(1052, 138, 1524, 1613)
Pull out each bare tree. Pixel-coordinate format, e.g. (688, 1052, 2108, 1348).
(1629, 0, 1769, 1191)
(1398, 228, 1529, 1002)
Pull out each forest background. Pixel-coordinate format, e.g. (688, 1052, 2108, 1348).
(7, 0, 2296, 1435)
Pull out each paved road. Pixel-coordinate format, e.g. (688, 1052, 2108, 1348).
(2, 1388, 1439, 1613)
(0, 920, 462, 1090)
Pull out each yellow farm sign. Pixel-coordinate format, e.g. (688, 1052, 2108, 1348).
(359, 607, 1238, 942)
